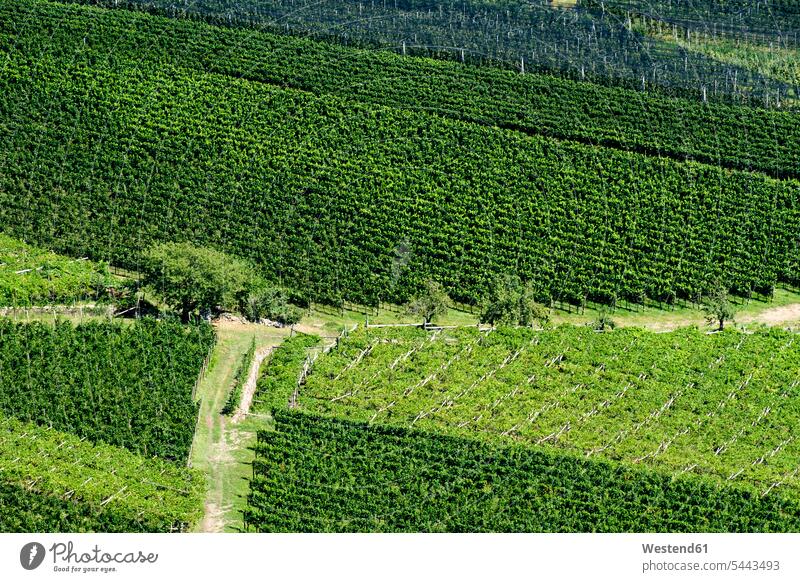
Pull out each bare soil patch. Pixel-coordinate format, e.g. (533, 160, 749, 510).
(202, 501, 226, 534)
(742, 303, 800, 326)
(231, 346, 274, 423)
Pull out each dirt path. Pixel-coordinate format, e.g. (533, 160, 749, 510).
(191, 318, 344, 532)
(201, 500, 226, 533)
(190, 324, 286, 533)
(200, 421, 247, 533)
(232, 346, 274, 424)
(741, 303, 800, 326)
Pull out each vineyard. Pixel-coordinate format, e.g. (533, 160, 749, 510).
(244, 410, 800, 532)
(0, 414, 204, 532)
(3, 2, 800, 308)
(9, 0, 800, 179)
(298, 326, 800, 501)
(252, 334, 322, 414)
(221, 337, 257, 416)
(1, 0, 799, 538)
(55, 0, 799, 105)
(0, 234, 111, 307)
(587, 0, 800, 37)
(0, 318, 215, 461)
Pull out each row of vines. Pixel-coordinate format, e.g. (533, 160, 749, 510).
(299, 325, 800, 500)
(252, 334, 321, 414)
(221, 337, 258, 416)
(8, 0, 800, 178)
(583, 0, 800, 37)
(1, 16, 798, 306)
(244, 410, 800, 532)
(0, 318, 214, 462)
(0, 414, 204, 532)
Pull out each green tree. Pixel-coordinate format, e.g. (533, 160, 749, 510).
(589, 306, 617, 331)
(518, 281, 551, 328)
(405, 279, 449, 325)
(241, 285, 303, 325)
(480, 275, 549, 327)
(703, 280, 737, 331)
(141, 242, 253, 321)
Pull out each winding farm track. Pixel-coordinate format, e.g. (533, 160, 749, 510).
(232, 346, 274, 424)
(190, 323, 287, 532)
(201, 420, 248, 532)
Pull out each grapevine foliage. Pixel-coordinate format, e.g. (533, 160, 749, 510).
(0, 415, 204, 533)
(0, 234, 111, 307)
(221, 337, 256, 416)
(300, 326, 800, 500)
(51, 0, 800, 104)
(0, 319, 215, 462)
(244, 410, 800, 532)
(252, 334, 321, 414)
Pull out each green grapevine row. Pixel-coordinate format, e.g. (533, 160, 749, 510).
(244, 410, 800, 532)
(252, 334, 321, 414)
(7, 0, 800, 179)
(0, 234, 111, 307)
(1, 33, 798, 306)
(0, 414, 204, 532)
(0, 319, 215, 462)
(299, 325, 800, 500)
(221, 337, 257, 416)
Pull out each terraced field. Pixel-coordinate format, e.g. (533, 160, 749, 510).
(245, 409, 800, 532)
(299, 326, 800, 500)
(2, 0, 799, 537)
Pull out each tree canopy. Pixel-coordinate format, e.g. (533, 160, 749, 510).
(141, 242, 254, 321)
(480, 275, 550, 327)
(405, 280, 450, 324)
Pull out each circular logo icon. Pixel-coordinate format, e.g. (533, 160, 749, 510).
(20, 542, 46, 570)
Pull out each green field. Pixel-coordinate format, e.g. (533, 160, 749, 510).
(0, 414, 203, 532)
(298, 325, 800, 501)
(188, 321, 292, 532)
(245, 410, 800, 532)
(8, 0, 800, 178)
(252, 333, 322, 414)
